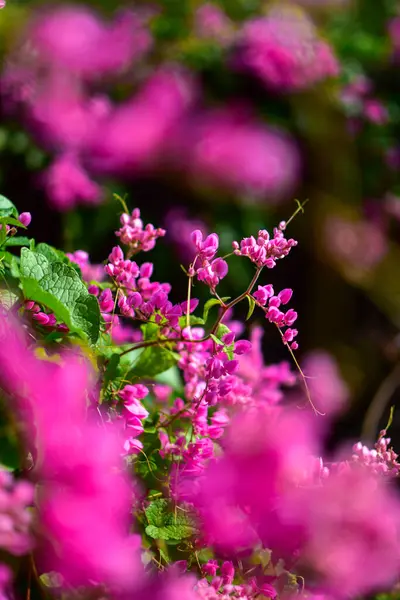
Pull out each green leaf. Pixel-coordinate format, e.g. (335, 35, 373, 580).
(209, 333, 224, 346)
(20, 248, 100, 343)
(35, 243, 62, 263)
(145, 499, 197, 541)
(4, 236, 31, 248)
(0, 289, 18, 310)
(0, 196, 18, 218)
(10, 257, 20, 278)
(154, 365, 182, 391)
(35, 243, 82, 276)
(103, 354, 120, 387)
(145, 498, 169, 527)
(215, 323, 234, 359)
(0, 216, 26, 229)
(202, 297, 230, 324)
(178, 315, 205, 328)
(246, 295, 256, 321)
(127, 323, 179, 379)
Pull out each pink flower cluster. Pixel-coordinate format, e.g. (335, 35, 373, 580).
(24, 300, 69, 333)
(0, 316, 141, 590)
(0, 4, 311, 209)
(233, 224, 298, 268)
(340, 76, 389, 127)
(195, 560, 275, 599)
(194, 3, 233, 43)
(1, 6, 197, 210)
(26, 5, 151, 80)
(116, 208, 166, 253)
(235, 7, 339, 91)
(99, 234, 182, 335)
(191, 230, 228, 292)
(301, 350, 349, 416)
(193, 406, 400, 597)
(66, 250, 105, 282)
(352, 433, 400, 477)
(253, 286, 298, 349)
(0, 469, 33, 557)
(325, 216, 387, 272)
(167, 107, 300, 201)
(118, 384, 149, 455)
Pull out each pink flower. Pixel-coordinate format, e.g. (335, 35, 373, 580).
(298, 468, 400, 596)
(42, 153, 103, 210)
(235, 7, 339, 92)
(193, 406, 320, 553)
(194, 3, 233, 43)
(66, 250, 105, 282)
(364, 98, 389, 125)
(27, 6, 151, 80)
(325, 216, 387, 272)
(18, 212, 31, 227)
(0, 470, 33, 557)
(302, 351, 349, 416)
(28, 77, 110, 154)
(389, 17, 400, 59)
(0, 315, 142, 590)
(168, 107, 299, 201)
(86, 68, 195, 176)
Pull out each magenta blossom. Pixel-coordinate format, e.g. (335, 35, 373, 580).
(167, 106, 299, 201)
(0, 315, 142, 590)
(86, 68, 195, 176)
(193, 406, 320, 553)
(26, 5, 151, 80)
(234, 7, 339, 92)
(302, 350, 349, 416)
(42, 153, 103, 211)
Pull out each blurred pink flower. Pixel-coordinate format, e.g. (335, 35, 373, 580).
(66, 250, 105, 282)
(86, 68, 195, 176)
(389, 17, 400, 60)
(364, 98, 389, 125)
(165, 209, 208, 263)
(27, 5, 151, 80)
(167, 106, 300, 201)
(325, 216, 387, 271)
(385, 193, 400, 220)
(235, 7, 339, 91)
(27, 76, 111, 154)
(298, 468, 400, 596)
(302, 350, 349, 416)
(238, 326, 296, 405)
(194, 3, 233, 43)
(386, 146, 400, 170)
(0, 470, 33, 557)
(42, 153, 103, 211)
(193, 406, 320, 553)
(0, 315, 141, 590)
(135, 572, 199, 600)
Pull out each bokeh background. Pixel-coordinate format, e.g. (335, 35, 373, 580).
(1, 0, 400, 447)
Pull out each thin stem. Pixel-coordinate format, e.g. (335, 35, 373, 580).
(118, 267, 263, 358)
(285, 199, 309, 229)
(186, 274, 192, 330)
(361, 362, 400, 442)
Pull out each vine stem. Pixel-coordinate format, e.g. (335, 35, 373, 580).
(118, 266, 263, 358)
